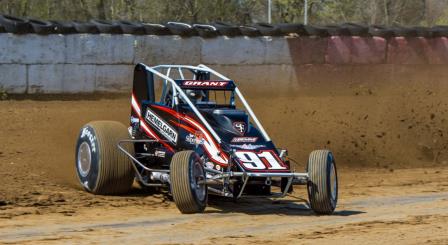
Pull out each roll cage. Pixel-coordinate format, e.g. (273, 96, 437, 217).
(138, 63, 272, 145)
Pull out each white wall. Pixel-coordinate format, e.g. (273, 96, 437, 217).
(0, 34, 303, 93)
(1, 33, 444, 94)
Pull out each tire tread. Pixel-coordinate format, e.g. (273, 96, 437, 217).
(307, 149, 337, 214)
(170, 151, 206, 214)
(88, 121, 134, 195)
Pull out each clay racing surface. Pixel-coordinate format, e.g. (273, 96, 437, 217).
(0, 96, 448, 244)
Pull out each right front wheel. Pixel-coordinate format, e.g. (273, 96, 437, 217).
(307, 150, 338, 214)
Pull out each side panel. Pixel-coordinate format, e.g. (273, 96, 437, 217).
(150, 104, 229, 166)
(141, 104, 179, 150)
(131, 64, 155, 126)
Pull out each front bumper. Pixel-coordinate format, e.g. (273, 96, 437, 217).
(204, 167, 309, 198)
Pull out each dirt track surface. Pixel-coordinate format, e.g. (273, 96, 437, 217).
(1, 98, 448, 244)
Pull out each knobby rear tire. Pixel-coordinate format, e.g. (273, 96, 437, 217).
(75, 121, 134, 195)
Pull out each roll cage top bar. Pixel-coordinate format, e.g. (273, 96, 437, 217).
(138, 63, 272, 144)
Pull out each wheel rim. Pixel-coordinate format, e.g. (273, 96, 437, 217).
(329, 161, 337, 202)
(78, 142, 92, 177)
(192, 161, 206, 201)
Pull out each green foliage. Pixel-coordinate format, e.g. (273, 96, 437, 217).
(0, 88, 8, 101)
(0, 0, 445, 26)
(307, 0, 428, 25)
(273, 0, 304, 23)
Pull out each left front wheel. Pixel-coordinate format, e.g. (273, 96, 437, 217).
(75, 121, 134, 195)
(170, 151, 207, 214)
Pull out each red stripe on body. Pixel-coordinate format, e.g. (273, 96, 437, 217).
(152, 104, 229, 165)
(131, 94, 175, 153)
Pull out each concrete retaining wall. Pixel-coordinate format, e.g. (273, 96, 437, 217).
(1, 33, 448, 93)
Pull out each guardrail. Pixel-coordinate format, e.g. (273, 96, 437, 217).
(1, 14, 448, 38)
(2, 15, 448, 94)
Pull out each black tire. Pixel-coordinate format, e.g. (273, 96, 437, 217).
(75, 121, 134, 195)
(90, 19, 122, 34)
(166, 22, 197, 36)
(342, 23, 369, 36)
(0, 15, 31, 34)
(307, 150, 338, 214)
(73, 21, 99, 34)
(170, 151, 207, 214)
(368, 25, 394, 38)
(0, 23, 5, 33)
(432, 25, 448, 37)
(29, 19, 55, 35)
(194, 24, 218, 38)
(117, 20, 145, 35)
(254, 23, 283, 36)
(277, 23, 306, 36)
(304, 25, 329, 37)
(326, 24, 351, 36)
(212, 22, 241, 36)
(392, 26, 417, 37)
(51, 21, 77, 34)
(413, 26, 432, 38)
(239, 25, 262, 37)
(142, 23, 171, 35)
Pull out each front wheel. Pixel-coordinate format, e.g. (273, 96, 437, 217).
(170, 151, 207, 214)
(307, 150, 338, 214)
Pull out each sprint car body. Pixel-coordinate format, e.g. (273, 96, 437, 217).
(75, 64, 338, 214)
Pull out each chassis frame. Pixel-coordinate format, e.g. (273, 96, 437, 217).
(118, 64, 310, 198)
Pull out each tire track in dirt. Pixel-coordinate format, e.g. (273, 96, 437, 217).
(1, 191, 447, 244)
(1, 97, 448, 244)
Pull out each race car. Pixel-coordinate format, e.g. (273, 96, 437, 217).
(75, 64, 338, 214)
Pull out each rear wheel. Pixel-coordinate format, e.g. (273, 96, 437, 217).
(307, 150, 338, 214)
(75, 121, 134, 195)
(170, 151, 207, 214)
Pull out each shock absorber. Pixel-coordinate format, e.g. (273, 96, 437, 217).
(150, 172, 170, 184)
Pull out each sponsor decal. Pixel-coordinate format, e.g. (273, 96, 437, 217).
(186, 132, 205, 146)
(194, 131, 205, 144)
(230, 144, 266, 150)
(182, 80, 229, 87)
(145, 109, 178, 144)
(232, 122, 246, 135)
(231, 137, 258, 143)
(81, 127, 96, 153)
(131, 94, 175, 153)
(154, 150, 165, 158)
(185, 134, 195, 144)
